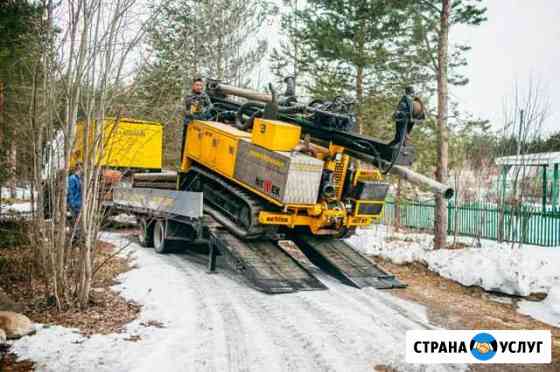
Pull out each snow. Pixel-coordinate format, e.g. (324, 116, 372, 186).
(347, 225, 560, 298)
(110, 213, 137, 225)
(347, 225, 560, 329)
(0, 201, 32, 214)
(10, 231, 465, 372)
(518, 285, 560, 328)
(1, 186, 32, 215)
(1, 186, 31, 200)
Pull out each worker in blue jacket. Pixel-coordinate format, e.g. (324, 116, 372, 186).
(67, 162, 82, 239)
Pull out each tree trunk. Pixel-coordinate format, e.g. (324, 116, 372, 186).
(452, 172, 459, 247)
(434, 0, 450, 249)
(8, 135, 17, 198)
(395, 177, 402, 231)
(355, 65, 364, 135)
(0, 80, 3, 191)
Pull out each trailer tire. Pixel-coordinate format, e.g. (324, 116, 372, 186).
(138, 218, 154, 248)
(153, 219, 169, 254)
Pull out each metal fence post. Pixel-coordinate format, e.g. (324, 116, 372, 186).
(543, 165, 548, 213)
(447, 200, 452, 234)
(552, 163, 559, 214)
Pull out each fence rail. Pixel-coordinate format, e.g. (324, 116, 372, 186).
(383, 201, 560, 247)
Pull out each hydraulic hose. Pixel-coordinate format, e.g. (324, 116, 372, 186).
(235, 102, 264, 130)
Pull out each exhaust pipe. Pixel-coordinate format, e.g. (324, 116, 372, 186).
(284, 76, 296, 97)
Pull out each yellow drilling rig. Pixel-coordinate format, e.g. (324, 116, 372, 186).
(114, 78, 453, 293)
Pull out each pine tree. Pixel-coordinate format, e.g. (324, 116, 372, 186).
(406, 0, 486, 249)
(269, 0, 303, 84)
(0, 0, 42, 195)
(130, 0, 270, 166)
(143, 0, 269, 87)
(272, 0, 417, 133)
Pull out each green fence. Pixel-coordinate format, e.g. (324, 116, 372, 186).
(383, 201, 560, 247)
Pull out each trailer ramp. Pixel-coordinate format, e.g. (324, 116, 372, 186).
(209, 227, 326, 294)
(292, 235, 405, 289)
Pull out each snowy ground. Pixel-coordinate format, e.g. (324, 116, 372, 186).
(10, 231, 465, 372)
(1, 186, 31, 200)
(1, 186, 32, 214)
(0, 201, 32, 214)
(347, 225, 560, 329)
(518, 285, 560, 328)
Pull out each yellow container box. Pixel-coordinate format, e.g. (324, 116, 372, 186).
(71, 118, 163, 170)
(252, 118, 301, 151)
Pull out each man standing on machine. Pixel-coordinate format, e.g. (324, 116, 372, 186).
(183, 77, 213, 125)
(181, 78, 213, 162)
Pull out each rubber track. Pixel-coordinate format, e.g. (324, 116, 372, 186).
(186, 166, 275, 238)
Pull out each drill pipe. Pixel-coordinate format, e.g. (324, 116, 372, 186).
(388, 164, 454, 199)
(207, 81, 274, 103)
(208, 81, 350, 120)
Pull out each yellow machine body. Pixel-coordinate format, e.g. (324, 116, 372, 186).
(251, 118, 301, 151)
(180, 119, 386, 235)
(71, 118, 163, 170)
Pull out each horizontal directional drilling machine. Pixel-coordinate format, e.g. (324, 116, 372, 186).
(125, 78, 454, 293)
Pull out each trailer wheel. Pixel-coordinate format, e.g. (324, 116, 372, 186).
(138, 218, 154, 248)
(153, 219, 169, 254)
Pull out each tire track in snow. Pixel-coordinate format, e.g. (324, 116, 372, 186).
(167, 253, 252, 372)
(288, 276, 435, 371)
(126, 251, 217, 372)
(165, 249, 465, 372)
(191, 263, 334, 371)
(318, 273, 434, 331)
(170, 251, 341, 372)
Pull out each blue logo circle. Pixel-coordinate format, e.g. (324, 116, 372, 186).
(470, 333, 497, 361)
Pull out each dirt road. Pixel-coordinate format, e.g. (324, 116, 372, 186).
(12, 232, 465, 372)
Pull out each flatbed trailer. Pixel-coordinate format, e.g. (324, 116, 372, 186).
(112, 186, 404, 294)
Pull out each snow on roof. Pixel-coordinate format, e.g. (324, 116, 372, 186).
(495, 152, 560, 167)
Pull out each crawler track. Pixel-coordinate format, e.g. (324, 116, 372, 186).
(184, 166, 276, 239)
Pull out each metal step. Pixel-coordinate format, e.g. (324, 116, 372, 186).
(209, 227, 327, 294)
(291, 235, 405, 289)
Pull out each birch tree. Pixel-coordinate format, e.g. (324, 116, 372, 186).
(25, 0, 152, 309)
(498, 79, 550, 244)
(433, 0, 451, 249)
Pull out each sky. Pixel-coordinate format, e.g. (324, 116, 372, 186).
(258, 1, 560, 136)
(119, 0, 558, 135)
(452, 1, 560, 134)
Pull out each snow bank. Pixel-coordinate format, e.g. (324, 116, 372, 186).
(517, 285, 560, 328)
(347, 226, 560, 297)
